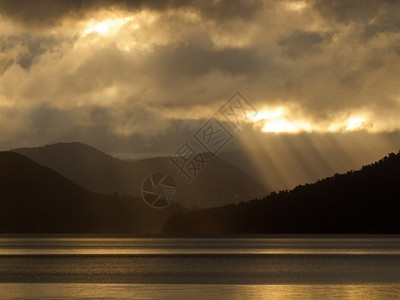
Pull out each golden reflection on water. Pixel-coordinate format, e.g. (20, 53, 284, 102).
(1, 284, 400, 299)
(1, 237, 400, 255)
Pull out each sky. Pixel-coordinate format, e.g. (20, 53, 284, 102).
(0, 0, 400, 181)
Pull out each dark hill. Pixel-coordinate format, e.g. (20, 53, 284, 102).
(13, 142, 267, 208)
(163, 151, 400, 234)
(0, 151, 184, 233)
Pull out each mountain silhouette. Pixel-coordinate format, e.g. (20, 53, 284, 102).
(13, 142, 267, 208)
(219, 147, 391, 192)
(163, 151, 400, 234)
(0, 151, 185, 233)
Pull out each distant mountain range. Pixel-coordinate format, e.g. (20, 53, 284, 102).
(0, 151, 186, 233)
(4, 142, 400, 234)
(13, 142, 267, 209)
(163, 151, 400, 234)
(219, 146, 395, 192)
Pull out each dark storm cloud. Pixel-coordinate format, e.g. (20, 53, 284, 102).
(0, 0, 263, 27)
(195, 0, 264, 22)
(0, 34, 69, 69)
(364, 10, 400, 38)
(311, 0, 400, 37)
(310, 0, 383, 23)
(279, 30, 327, 59)
(150, 43, 262, 78)
(16, 103, 202, 155)
(30, 104, 77, 136)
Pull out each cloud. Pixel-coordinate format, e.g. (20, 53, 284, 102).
(310, 0, 383, 24)
(278, 30, 328, 59)
(0, 33, 70, 70)
(310, 0, 400, 37)
(0, 0, 399, 158)
(148, 43, 262, 79)
(0, 0, 263, 28)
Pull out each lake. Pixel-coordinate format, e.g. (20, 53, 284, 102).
(0, 235, 399, 299)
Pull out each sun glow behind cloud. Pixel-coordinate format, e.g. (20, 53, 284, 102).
(345, 116, 367, 131)
(251, 108, 372, 133)
(77, 11, 160, 53)
(327, 115, 370, 132)
(83, 16, 135, 36)
(251, 108, 310, 133)
(285, 1, 307, 11)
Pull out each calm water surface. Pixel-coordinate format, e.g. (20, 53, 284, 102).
(0, 235, 399, 299)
